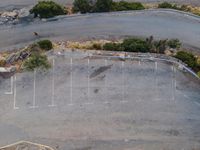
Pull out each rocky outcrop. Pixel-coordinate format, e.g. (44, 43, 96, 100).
(0, 8, 30, 25)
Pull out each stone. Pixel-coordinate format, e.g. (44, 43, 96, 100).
(1, 11, 18, 18)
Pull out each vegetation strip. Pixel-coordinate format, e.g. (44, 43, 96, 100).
(29, 1, 200, 19)
(0, 37, 199, 77)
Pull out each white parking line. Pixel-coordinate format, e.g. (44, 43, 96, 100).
(69, 58, 73, 105)
(30, 69, 38, 109)
(13, 75, 19, 110)
(155, 61, 158, 71)
(49, 58, 56, 107)
(154, 61, 160, 101)
(5, 76, 13, 95)
(120, 61, 128, 104)
(104, 59, 109, 104)
(171, 65, 176, 101)
(87, 58, 90, 102)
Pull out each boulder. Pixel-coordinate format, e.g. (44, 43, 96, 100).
(1, 11, 18, 18)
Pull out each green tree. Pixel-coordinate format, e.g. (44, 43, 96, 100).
(94, 0, 113, 12)
(175, 51, 197, 69)
(30, 1, 66, 18)
(72, 0, 93, 13)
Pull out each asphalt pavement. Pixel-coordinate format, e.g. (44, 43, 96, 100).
(0, 50, 200, 150)
(0, 10, 200, 52)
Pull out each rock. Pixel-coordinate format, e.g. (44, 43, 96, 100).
(1, 11, 18, 18)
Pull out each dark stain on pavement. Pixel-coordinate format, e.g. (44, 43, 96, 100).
(90, 65, 112, 79)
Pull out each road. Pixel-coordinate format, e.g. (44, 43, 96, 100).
(0, 10, 200, 52)
(0, 50, 200, 149)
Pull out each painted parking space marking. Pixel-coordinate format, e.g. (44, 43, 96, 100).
(5, 76, 13, 95)
(30, 69, 38, 109)
(13, 75, 19, 110)
(49, 58, 56, 107)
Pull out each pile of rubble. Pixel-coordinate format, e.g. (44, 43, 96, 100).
(0, 8, 30, 25)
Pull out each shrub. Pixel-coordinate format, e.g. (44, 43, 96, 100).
(30, 1, 66, 18)
(112, 1, 145, 11)
(37, 40, 53, 51)
(23, 52, 51, 71)
(158, 2, 178, 9)
(154, 40, 168, 54)
(121, 38, 149, 52)
(103, 43, 121, 51)
(175, 51, 197, 69)
(167, 39, 181, 49)
(72, 0, 93, 13)
(94, 0, 113, 12)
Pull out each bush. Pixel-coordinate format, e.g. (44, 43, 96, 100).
(30, 1, 66, 18)
(121, 38, 149, 52)
(23, 52, 51, 71)
(167, 39, 181, 49)
(94, 0, 113, 12)
(154, 40, 168, 54)
(37, 40, 53, 51)
(72, 0, 93, 13)
(103, 43, 121, 51)
(175, 51, 197, 69)
(112, 1, 145, 11)
(73, 0, 144, 13)
(158, 2, 178, 9)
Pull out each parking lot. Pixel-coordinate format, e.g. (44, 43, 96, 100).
(0, 51, 200, 150)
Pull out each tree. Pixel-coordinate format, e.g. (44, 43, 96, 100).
(30, 1, 66, 18)
(94, 0, 113, 12)
(72, 0, 93, 13)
